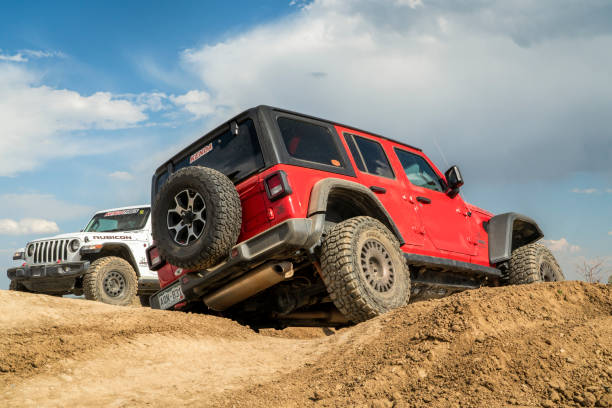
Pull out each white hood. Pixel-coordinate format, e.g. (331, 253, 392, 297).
(26, 230, 148, 245)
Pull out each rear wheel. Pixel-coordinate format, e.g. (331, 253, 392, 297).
(83, 257, 138, 306)
(507, 243, 565, 284)
(319, 216, 411, 323)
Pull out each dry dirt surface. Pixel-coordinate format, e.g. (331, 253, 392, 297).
(1, 281, 610, 408)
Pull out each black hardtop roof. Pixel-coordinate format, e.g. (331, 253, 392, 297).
(261, 105, 422, 152)
(154, 105, 422, 176)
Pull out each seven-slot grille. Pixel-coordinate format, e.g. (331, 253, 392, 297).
(30, 240, 70, 264)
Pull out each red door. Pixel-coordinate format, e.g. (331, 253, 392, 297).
(393, 148, 476, 256)
(337, 128, 425, 246)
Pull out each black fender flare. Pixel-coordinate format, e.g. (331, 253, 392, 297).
(307, 178, 405, 245)
(81, 243, 141, 277)
(487, 212, 544, 264)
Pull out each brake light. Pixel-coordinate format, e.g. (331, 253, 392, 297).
(146, 245, 166, 271)
(264, 171, 292, 201)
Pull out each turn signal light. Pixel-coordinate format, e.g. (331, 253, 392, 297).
(264, 171, 292, 201)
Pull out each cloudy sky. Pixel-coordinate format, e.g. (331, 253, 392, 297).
(1, 0, 611, 288)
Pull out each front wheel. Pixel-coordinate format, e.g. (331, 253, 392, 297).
(319, 216, 411, 323)
(83, 257, 138, 306)
(506, 243, 565, 284)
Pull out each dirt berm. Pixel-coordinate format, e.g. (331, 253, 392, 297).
(1, 281, 610, 407)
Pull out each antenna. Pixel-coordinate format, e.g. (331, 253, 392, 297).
(433, 134, 470, 203)
(432, 134, 449, 168)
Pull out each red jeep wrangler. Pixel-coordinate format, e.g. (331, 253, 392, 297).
(147, 106, 564, 326)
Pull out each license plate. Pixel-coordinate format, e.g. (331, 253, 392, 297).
(157, 283, 185, 310)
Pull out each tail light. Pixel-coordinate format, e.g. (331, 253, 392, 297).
(264, 170, 292, 201)
(146, 244, 166, 271)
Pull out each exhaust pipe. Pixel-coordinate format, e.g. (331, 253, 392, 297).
(203, 262, 293, 311)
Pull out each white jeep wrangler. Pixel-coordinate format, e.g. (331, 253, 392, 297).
(7, 205, 159, 306)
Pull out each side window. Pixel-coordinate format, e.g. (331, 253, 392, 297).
(395, 149, 445, 192)
(345, 133, 394, 178)
(343, 134, 366, 172)
(278, 117, 343, 167)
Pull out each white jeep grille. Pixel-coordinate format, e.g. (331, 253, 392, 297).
(29, 239, 71, 264)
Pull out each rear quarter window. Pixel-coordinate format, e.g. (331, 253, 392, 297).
(277, 117, 343, 168)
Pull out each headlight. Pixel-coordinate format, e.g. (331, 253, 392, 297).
(27, 244, 34, 257)
(69, 239, 80, 252)
(13, 250, 25, 260)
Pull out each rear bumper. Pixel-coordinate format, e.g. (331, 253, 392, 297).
(150, 216, 322, 310)
(7, 261, 90, 281)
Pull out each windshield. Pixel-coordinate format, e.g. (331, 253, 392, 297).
(84, 208, 150, 232)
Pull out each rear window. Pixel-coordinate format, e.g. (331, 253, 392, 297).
(156, 119, 264, 192)
(278, 117, 343, 167)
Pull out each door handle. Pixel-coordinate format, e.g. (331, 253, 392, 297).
(416, 196, 431, 204)
(370, 186, 386, 194)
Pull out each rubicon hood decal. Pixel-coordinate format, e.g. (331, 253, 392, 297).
(91, 235, 133, 240)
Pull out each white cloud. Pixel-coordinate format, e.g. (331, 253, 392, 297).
(108, 171, 134, 181)
(178, 0, 612, 182)
(542, 238, 581, 253)
(0, 63, 149, 176)
(0, 49, 64, 62)
(0, 218, 59, 235)
(170, 90, 215, 118)
(20, 49, 65, 59)
(571, 188, 599, 194)
(0, 52, 27, 62)
(395, 0, 423, 8)
(0, 193, 93, 221)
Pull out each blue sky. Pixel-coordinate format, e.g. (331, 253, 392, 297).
(1, 0, 612, 288)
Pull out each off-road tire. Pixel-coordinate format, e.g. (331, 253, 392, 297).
(319, 216, 411, 323)
(83, 256, 138, 306)
(9, 280, 30, 292)
(152, 166, 242, 270)
(507, 243, 565, 284)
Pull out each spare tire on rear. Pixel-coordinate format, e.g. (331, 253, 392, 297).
(152, 166, 242, 270)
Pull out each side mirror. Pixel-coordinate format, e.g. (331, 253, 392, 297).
(444, 165, 464, 197)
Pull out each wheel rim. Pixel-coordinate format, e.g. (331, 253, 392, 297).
(167, 188, 206, 246)
(539, 261, 558, 282)
(360, 238, 395, 292)
(103, 270, 126, 298)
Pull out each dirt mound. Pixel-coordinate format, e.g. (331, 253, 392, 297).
(212, 282, 612, 408)
(1, 282, 610, 407)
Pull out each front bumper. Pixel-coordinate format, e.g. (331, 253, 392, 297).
(150, 216, 323, 310)
(7, 261, 90, 281)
